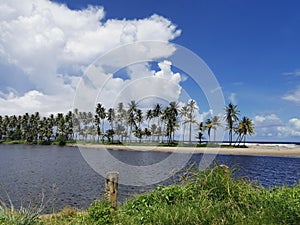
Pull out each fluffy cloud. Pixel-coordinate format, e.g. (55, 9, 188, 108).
(253, 114, 300, 139)
(74, 59, 183, 112)
(282, 86, 300, 104)
(0, 90, 73, 116)
(0, 0, 181, 116)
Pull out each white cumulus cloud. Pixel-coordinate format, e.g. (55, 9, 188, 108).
(253, 114, 300, 139)
(0, 0, 181, 116)
(282, 86, 300, 104)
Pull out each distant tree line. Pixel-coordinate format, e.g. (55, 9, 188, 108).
(0, 101, 254, 146)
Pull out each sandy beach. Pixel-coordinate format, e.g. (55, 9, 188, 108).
(69, 143, 300, 157)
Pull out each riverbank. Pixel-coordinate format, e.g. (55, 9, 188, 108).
(69, 143, 300, 157)
(2, 165, 299, 225)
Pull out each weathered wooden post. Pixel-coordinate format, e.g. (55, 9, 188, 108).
(104, 172, 119, 209)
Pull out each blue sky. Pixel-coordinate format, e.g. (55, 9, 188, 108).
(0, 0, 299, 142)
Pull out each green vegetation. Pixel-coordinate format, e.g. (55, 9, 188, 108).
(0, 100, 254, 147)
(1, 165, 299, 225)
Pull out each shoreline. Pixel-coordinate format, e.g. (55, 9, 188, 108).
(68, 143, 300, 157)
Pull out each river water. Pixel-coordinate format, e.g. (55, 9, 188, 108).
(0, 144, 299, 213)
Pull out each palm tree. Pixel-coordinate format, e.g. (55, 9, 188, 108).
(205, 118, 213, 142)
(162, 102, 179, 144)
(73, 108, 80, 140)
(225, 103, 240, 145)
(86, 111, 94, 140)
(95, 103, 106, 138)
(107, 108, 115, 130)
(65, 111, 73, 140)
(146, 109, 153, 128)
(196, 122, 205, 144)
(236, 116, 255, 146)
(127, 101, 138, 142)
(211, 116, 221, 142)
(127, 111, 136, 142)
(116, 102, 126, 142)
(152, 104, 162, 126)
(55, 113, 66, 141)
(186, 99, 198, 142)
(135, 109, 143, 129)
(179, 105, 188, 143)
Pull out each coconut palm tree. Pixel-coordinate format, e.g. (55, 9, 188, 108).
(107, 108, 115, 130)
(205, 118, 213, 142)
(127, 101, 138, 142)
(211, 116, 221, 142)
(186, 99, 198, 142)
(116, 102, 126, 142)
(196, 122, 206, 144)
(146, 109, 153, 128)
(179, 105, 188, 143)
(225, 103, 240, 145)
(95, 103, 106, 137)
(152, 103, 162, 127)
(236, 116, 255, 146)
(162, 102, 179, 144)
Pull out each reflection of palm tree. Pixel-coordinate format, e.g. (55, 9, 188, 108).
(225, 103, 240, 145)
(236, 117, 255, 146)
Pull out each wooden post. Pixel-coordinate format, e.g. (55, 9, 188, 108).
(104, 172, 119, 209)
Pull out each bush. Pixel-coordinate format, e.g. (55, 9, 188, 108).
(56, 135, 66, 146)
(87, 200, 113, 224)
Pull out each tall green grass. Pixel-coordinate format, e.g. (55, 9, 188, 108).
(3, 165, 300, 224)
(0, 194, 44, 225)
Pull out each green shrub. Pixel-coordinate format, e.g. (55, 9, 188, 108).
(56, 135, 66, 146)
(87, 200, 113, 224)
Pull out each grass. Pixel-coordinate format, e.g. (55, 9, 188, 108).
(1, 165, 300, 224)
(0, 193, 44, 225)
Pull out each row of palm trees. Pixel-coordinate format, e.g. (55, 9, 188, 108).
(0, 111, 73, 144)
(0, 101, 254, 146)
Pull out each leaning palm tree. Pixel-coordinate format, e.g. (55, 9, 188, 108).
(224, 103, 240, 145)
(236, 116, 255, 146)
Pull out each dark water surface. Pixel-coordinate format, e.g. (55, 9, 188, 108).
(0, 144, 299, 213)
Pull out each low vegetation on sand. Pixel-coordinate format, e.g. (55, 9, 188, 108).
(1, 165, 299, 225)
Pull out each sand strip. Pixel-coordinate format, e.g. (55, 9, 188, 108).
(68, 143, 300, 157)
